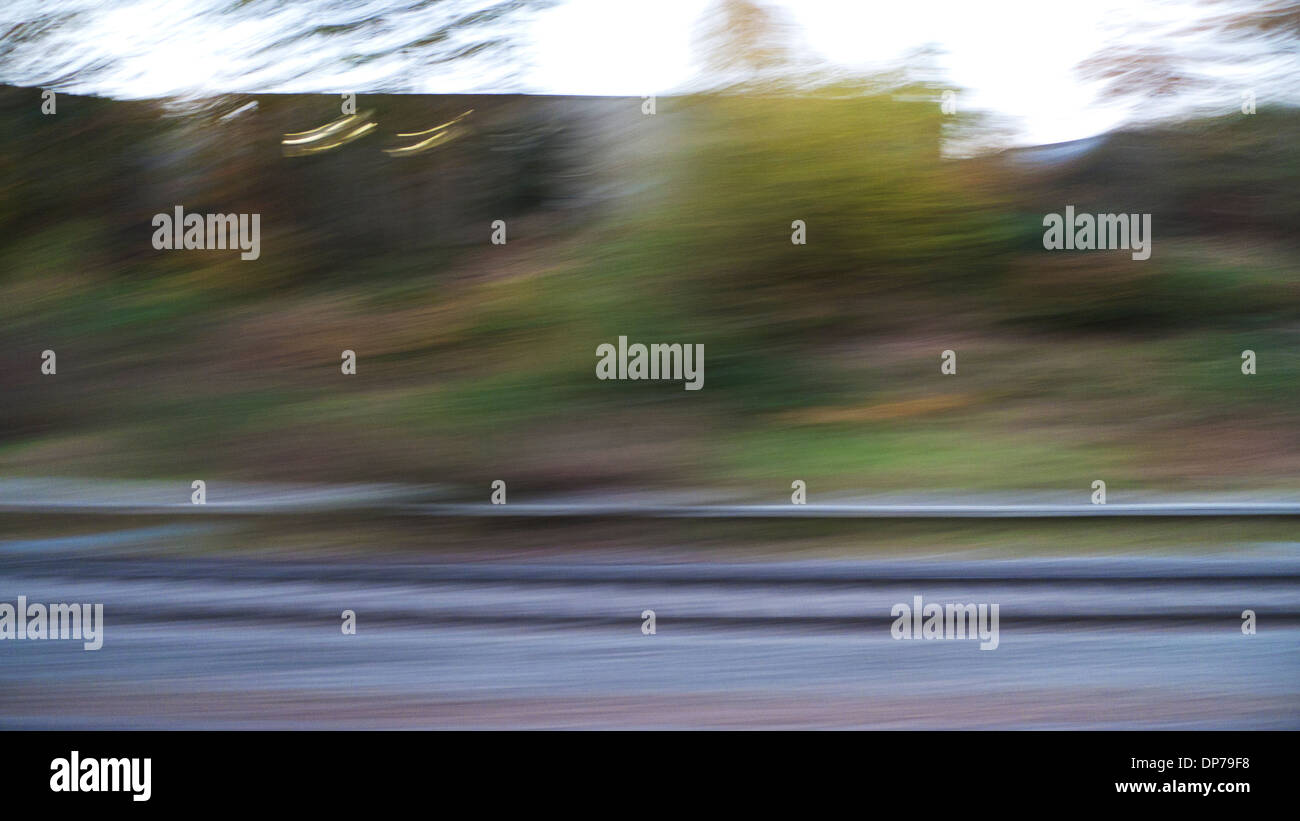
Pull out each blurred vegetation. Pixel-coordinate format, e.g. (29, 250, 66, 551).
(663, 87, 1016, 333)
(1, 74, 1298, 494)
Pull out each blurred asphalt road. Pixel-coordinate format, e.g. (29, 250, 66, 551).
(1, 533, 1297, 729)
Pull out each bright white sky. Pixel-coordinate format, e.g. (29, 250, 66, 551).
(531, 0, 1248, 145)
(2, 0, 1285, 146)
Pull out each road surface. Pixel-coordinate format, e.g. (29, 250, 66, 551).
(1, 534, 1296, 728)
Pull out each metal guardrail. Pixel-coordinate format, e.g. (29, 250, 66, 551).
(4, 501, 1300, 517)
(407, 501, 1300, 518)
(3, 479, 1299, 517)
(4, 555, 1298, 583)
